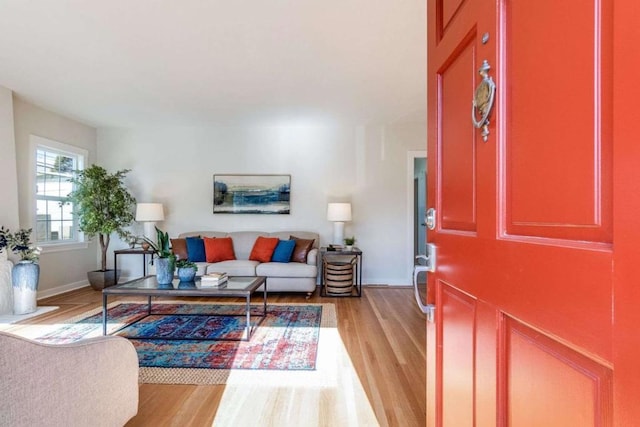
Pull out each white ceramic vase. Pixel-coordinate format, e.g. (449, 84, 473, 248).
(0, 249, 13, 315)
(12, 260, 39, 315)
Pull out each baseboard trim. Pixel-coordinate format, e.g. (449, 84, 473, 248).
(37, 279, 90, 300)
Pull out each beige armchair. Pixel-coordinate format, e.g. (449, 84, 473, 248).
(0, 331, 139, 427)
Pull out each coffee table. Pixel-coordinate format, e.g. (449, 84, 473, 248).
(102, 275, 267, 341)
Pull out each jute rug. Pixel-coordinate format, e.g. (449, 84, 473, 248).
(5, 300, 336, 385)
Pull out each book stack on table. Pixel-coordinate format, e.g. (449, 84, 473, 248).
(200, 272, 228, 287)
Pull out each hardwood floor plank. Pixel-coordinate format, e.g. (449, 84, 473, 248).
(13, 285, 425, 426)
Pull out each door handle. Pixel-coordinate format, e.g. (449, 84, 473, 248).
(413, 243, 436, 320)
(417, 243, 437, 272)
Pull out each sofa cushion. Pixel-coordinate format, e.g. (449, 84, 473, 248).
(227, 231, 265, 260)
(290, 235, 315, 263)
(206, 260, 258, 276)
(249, 236, 279, 263)
(204, 237, 236, 263)
(170, 238, 188, 260)
(193, 262, 209, 276)
(256, 262, 317, 278)
(186, 237, 206, 262)
(271, 239, 296, 263)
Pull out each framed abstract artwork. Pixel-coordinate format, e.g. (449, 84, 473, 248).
(213, 174, 291, 214)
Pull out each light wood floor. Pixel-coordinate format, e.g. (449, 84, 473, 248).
(26, 286, 426, 426)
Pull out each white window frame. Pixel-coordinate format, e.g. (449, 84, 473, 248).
(30, 135, 89, 253)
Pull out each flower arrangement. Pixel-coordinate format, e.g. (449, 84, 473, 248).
(0, 227, 41, 262)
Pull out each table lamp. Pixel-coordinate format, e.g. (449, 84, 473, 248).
(327, 202, 352, 245)
(135, 203, 164, 244)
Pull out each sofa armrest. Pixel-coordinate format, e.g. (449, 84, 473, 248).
(307, 248, 318, 265)
(0, 332, 139, 427)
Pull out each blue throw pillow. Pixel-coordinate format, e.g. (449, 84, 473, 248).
(185, 237, 206, 262)
(271, 239, 296, 263)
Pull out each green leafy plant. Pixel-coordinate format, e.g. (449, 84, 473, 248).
(0, 227, 41, 261)
(0, 226, 9, 252)
(344, 236, 356, 246)
(66, 165, 136, 271)
(142, 227, 177, 276)
(142, 227, 175, 259)
(175, 259, 196, 269)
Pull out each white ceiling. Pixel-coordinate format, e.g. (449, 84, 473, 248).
(0, 1, 426, 128)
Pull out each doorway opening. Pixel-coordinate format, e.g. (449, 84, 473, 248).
(407, 150, 427, 303)
(407, 150, 427, 281)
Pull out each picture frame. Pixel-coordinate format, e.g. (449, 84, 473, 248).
(213, 174, 291, 214)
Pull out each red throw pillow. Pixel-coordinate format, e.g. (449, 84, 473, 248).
(290, 235, 315, 263)
(204, 237, 236, 263)
(249, 236, 279, 263)
(170, 238, 188, 260)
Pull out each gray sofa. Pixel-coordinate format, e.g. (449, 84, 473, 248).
(178, 231, 319, 296)
(0, 331, 139, 427)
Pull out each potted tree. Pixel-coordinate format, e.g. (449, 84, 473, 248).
(66, 165, 136, 290)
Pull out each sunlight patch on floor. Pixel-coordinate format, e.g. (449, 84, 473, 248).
(0, 306, 58, 328)
(212, 328, 379, 427)
(1, 321, 127, 341)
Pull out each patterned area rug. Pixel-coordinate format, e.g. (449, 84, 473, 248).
(31, 301, 336, 384)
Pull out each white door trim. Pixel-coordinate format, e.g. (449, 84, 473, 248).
(407, 150, 427, 282)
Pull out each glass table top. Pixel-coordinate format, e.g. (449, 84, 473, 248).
(103, 275, 265, 295)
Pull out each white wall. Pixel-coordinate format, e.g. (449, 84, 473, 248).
(98, 122, 426, 285)
(0, 86, 19, 229)
(12, 96, 98, 296)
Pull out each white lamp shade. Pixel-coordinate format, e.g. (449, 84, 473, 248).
(135, 203, 165, 222)
(327, 203, 352, 222)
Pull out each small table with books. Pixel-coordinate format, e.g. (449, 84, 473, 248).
(101, 274, 267, 341)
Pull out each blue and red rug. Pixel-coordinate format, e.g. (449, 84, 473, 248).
(34, 302, 330, 376)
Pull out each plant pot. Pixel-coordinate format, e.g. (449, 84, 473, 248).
(87, 270, 119, 291)
(156, 258, 175, 285)
(177, 267, 197, 282)
(12, 260, 39, 315)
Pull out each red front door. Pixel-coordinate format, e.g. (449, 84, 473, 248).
(426, 0, 639, 425)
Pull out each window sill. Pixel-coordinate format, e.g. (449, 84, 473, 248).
(38, 242, 89, 254)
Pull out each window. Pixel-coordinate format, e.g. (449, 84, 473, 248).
(33, 136, 87, 247)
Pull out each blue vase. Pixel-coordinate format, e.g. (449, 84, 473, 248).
(12, 261, 39, 315)
(177, 267, 196, 282)
(155, 258, 175, 285)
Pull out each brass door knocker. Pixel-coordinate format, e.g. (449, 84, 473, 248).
(472, 60, 496, 142)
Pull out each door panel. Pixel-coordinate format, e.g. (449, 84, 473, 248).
(439, 0, 466, 36)
(505, 0, 613, 242)
(503, 316, 613, 426)
(439, 283, 476, 426)
(439, 38, 477, 232)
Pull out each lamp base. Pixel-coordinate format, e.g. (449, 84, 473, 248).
(143, 222, 157, 245)
(332, 222, 345, 246)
